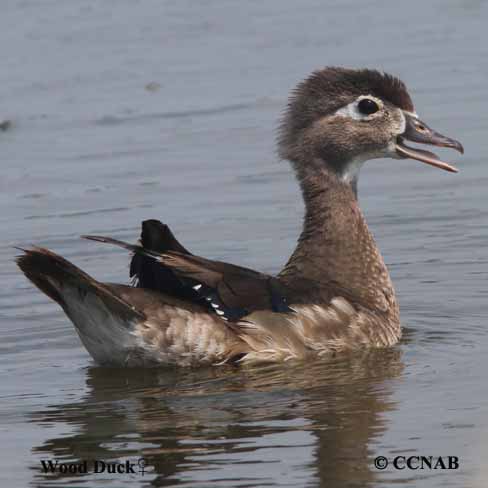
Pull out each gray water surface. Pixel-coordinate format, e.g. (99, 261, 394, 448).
(1, 1, 487, 487)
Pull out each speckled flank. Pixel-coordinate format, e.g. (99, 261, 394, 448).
(135, 306, 241, 366)
(235, 298, 400, 364)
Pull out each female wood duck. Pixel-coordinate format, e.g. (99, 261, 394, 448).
(17, 67, 463, 367)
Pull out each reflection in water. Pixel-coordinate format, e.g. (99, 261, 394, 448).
(30, 349, 403, 487)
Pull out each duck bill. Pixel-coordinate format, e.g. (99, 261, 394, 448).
(395, 112, 464, 173)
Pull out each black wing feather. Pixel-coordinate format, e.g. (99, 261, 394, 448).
(128, 220, 205, 304)
(83, 220, 294, 321)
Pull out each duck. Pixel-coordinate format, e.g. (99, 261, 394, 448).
(16, 67, 463, 367)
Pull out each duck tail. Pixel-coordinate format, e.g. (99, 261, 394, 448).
(16, 247, 140, 316)
(16, 247, 86, 309)
(16, 247, 146, 365)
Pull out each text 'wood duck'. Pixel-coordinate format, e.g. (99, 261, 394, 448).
(17, 67, 464, 367)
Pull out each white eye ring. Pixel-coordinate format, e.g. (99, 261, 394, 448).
(334, 95, 384, 121)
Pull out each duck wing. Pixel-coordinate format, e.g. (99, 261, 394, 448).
(84, 232, 293, 322)
(129, 219, 192, 293)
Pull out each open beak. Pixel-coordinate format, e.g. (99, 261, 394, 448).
(396, 112, 464, 173)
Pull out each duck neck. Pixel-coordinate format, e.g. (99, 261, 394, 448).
(280, 159, 397, 315)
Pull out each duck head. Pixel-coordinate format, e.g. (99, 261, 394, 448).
(278, 67, 463, 190)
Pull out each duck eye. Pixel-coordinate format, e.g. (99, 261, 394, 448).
(358, 98, 379, 115)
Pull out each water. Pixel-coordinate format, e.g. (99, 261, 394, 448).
(1, 0, 487, 486)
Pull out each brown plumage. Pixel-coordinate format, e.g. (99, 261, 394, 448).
(16, 67, 463, 366)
